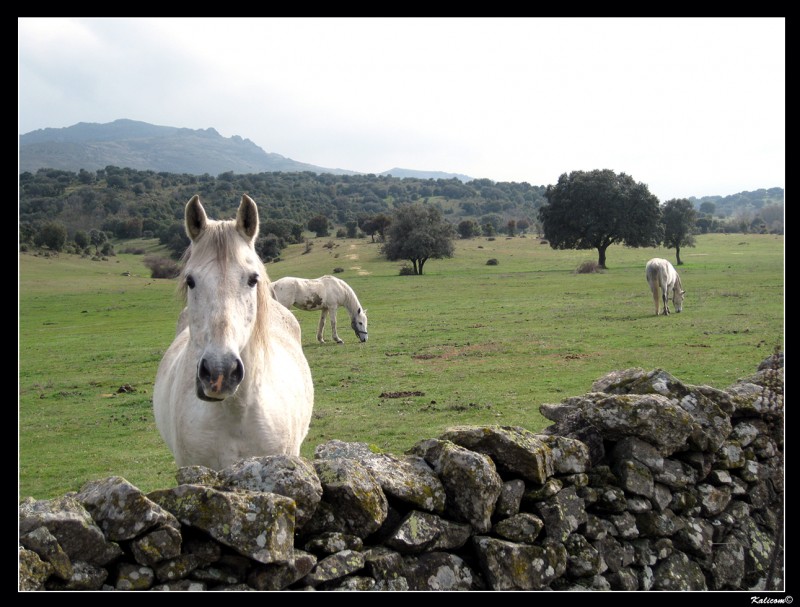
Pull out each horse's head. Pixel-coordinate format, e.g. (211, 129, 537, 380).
(351, 307, 368, 343)
(673, 288, 686, 313)
(181, 194, 265, 401)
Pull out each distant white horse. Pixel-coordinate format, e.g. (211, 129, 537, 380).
(153, 195, 314, 469)
(646, 257, 685, 316)
(270, 275, 368, 344)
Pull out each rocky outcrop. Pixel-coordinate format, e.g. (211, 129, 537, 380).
(18, 355, 784, 591)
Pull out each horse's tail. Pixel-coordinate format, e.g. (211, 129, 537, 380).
(645, 261, 660, 291)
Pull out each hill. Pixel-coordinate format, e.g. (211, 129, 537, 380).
(19, 119, 359, 176)
(19, 119, 472, 183)
(380, 167, 473, 183)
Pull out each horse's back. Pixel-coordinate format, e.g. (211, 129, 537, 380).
(270, 277, 300, 309)
(646, 258, 672, 285)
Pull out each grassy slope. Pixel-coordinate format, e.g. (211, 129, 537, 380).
(19, 233, 784, 499)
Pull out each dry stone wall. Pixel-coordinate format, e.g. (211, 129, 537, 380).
(19, 355, 784, 591)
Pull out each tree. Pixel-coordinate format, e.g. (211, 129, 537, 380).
(661, 198, 697, 265)
(74, 230, 89, 250)
(382, 203, 455, 275)
(699, 201, 716, 215)
(361, 214, 391, 242)
(89, 229, 108, 255)
(759, 204, 784, 234)
(457, 219, 480, 239)
(538, 169, 662, 268)
(308, 215, 330, 237)
(158, 222, 190, 258)
(255, 234, 283, 262)
(34, 222, 68, 252)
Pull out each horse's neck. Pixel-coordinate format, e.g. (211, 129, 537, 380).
(673, 273, 682, 291)
(342, 284, 361, 317)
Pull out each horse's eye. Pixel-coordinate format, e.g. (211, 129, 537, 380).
(186, 275, 196, 289)
(247, 274, 259, 288)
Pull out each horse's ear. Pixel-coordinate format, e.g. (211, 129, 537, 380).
(185, 195, 208, 241)
(237, 194, 259, 243)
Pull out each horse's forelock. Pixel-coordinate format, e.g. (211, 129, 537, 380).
(177, 220, 265, 307)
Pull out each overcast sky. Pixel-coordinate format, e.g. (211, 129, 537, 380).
(18, 17, 784, 201)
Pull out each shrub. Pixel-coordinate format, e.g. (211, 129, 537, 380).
(486, 258, 499, 266)
(399, 265, 416, 276)
(333, 267, 345, 274)
(144, 255, 181, 279)
(575, 260, 603, 274)
(120, 246, 146, 255)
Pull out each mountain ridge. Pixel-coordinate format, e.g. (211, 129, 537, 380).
(19, 119, 471, 182)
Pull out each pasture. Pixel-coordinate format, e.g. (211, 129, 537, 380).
(19, 232, 784, 500)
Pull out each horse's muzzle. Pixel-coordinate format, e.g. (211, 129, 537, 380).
(196, 355, 244, 401)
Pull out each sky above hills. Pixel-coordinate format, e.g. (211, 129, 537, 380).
(18, 17, 785, 201)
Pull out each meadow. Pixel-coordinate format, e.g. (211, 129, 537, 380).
(19, 232, 784, 500)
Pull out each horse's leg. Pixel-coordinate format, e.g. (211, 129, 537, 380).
(651, 283, 660, 315)
(317, 310, 327, 343)
(662, 287, 670, 316)
(329, 305, 343, 344)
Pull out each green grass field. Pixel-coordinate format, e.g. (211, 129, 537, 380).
(19, 233, 784, 500)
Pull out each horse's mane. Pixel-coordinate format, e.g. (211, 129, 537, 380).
(178, 219, 271, 351)
(329, 275, 364, 318)
(673, 271, 683, 292)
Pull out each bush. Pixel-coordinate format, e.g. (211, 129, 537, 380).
(144, 255, 181, 279)
(486, 258, 499, 266)
(399, 265, 416, 276)
(333, 267, 345, 274)
(575, 260, 603, 274)
(120, 246, 146, 255)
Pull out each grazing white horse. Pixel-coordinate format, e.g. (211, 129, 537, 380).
(270, 275, 368, 344)
(153, 195, 314, 469)
(646, 257, 685, 316)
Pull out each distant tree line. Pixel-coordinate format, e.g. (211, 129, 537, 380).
(18, 167, 547, 258)
(18, 167, 783, 266)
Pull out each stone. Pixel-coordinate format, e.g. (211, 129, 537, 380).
(217, 455, 323, 528)
(148, 484, 295, 564)
(440, 425, 555, 483)
(472, 536, 567, 590)
(75, 476, 179, 541)
(409, 438, 502, 533)
(307, 458, 388, 538)
(317, 440, 447, 514)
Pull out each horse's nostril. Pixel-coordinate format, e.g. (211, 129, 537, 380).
(198, 358, 212, 382)
(232, 358, 245, 384)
